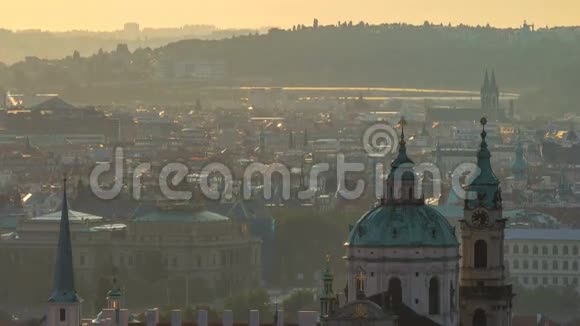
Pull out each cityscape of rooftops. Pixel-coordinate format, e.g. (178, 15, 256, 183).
(1, 1, 580, 326)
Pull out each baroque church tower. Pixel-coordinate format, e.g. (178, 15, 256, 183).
(459, 118, 513, 326)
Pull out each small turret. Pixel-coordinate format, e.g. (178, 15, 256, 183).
(320, 255, 336, 318)
(106, 277, 122, 310)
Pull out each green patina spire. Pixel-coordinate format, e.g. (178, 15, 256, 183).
(465, 117, 501, 209)
(391, 117, 414, 169)
(49, 179, 80, 303)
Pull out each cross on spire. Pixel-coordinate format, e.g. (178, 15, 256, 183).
(399, 116, 407, 144)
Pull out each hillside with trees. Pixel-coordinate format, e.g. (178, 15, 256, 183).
(2, 22, 580, 114)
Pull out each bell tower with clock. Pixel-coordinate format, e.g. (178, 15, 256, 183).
(459, 117, 513, 326)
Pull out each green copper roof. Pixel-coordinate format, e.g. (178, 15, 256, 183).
(135, 210, 229, 223)
(390, 126, 414, 170)
(347, 205, 458, 247)
(465, 117, 501, 209)
(48, 181, 81, 303)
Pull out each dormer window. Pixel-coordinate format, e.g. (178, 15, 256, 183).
(59, 308, 66, 321)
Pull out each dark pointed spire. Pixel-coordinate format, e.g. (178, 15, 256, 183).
(49, 179, 80, 303)
(483, 70, 490, 90)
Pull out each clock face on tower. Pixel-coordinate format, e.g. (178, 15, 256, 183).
(471, 209, 489, 229)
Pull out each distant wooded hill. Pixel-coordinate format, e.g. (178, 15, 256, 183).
(2, 23, 580, 115)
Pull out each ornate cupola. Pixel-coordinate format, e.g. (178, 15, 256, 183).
(464, 117, 502, 210)
(384, 118, 423, 205)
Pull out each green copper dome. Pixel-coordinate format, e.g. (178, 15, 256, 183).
(349, 119, 458, 248)
(347, 205, 458, 247)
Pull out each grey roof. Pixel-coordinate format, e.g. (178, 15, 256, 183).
(505, 228, 580, 241)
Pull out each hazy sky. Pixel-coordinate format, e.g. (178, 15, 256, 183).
(3, 0, 579, 31)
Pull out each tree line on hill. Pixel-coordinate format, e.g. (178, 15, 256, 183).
(2, 22, 580, 114)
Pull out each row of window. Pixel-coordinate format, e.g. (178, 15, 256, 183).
(510, 259, 580, 271)
(515, 275, 579, 286)
(506, 244, 579, 256)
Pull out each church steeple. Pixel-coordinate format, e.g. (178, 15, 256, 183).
(465, 117, 501, 209)
(459, 117, 513, 326)
(47, 179, 82, 326)
(49, 179, 80, 303)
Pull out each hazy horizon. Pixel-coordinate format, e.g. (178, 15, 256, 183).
(3, 0, 580, 32)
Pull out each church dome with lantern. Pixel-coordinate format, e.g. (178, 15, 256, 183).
(344, 121, 460, 326)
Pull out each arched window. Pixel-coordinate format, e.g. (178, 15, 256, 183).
(532, 260, 538, 270)
(542, 260, 548, 270)
(523, 245, 529, 254)
(474, 240, 488, 268)
(564, 246, 569, 255)
(429, 277, 440, 315)
(473, 309, 486, 326)
(388, 278, 402, 308)
(533, 246, 538, 255)
(563, 261, 569, 270)
(573, 261, 578, 271)
(542, 246, 548, 255)
(553, 245, 559, 255)
(523, 260, 529, 269)
(513, 244, 519, 254)
(573, 246, 578, 255)
(552, 260, 558, 270)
